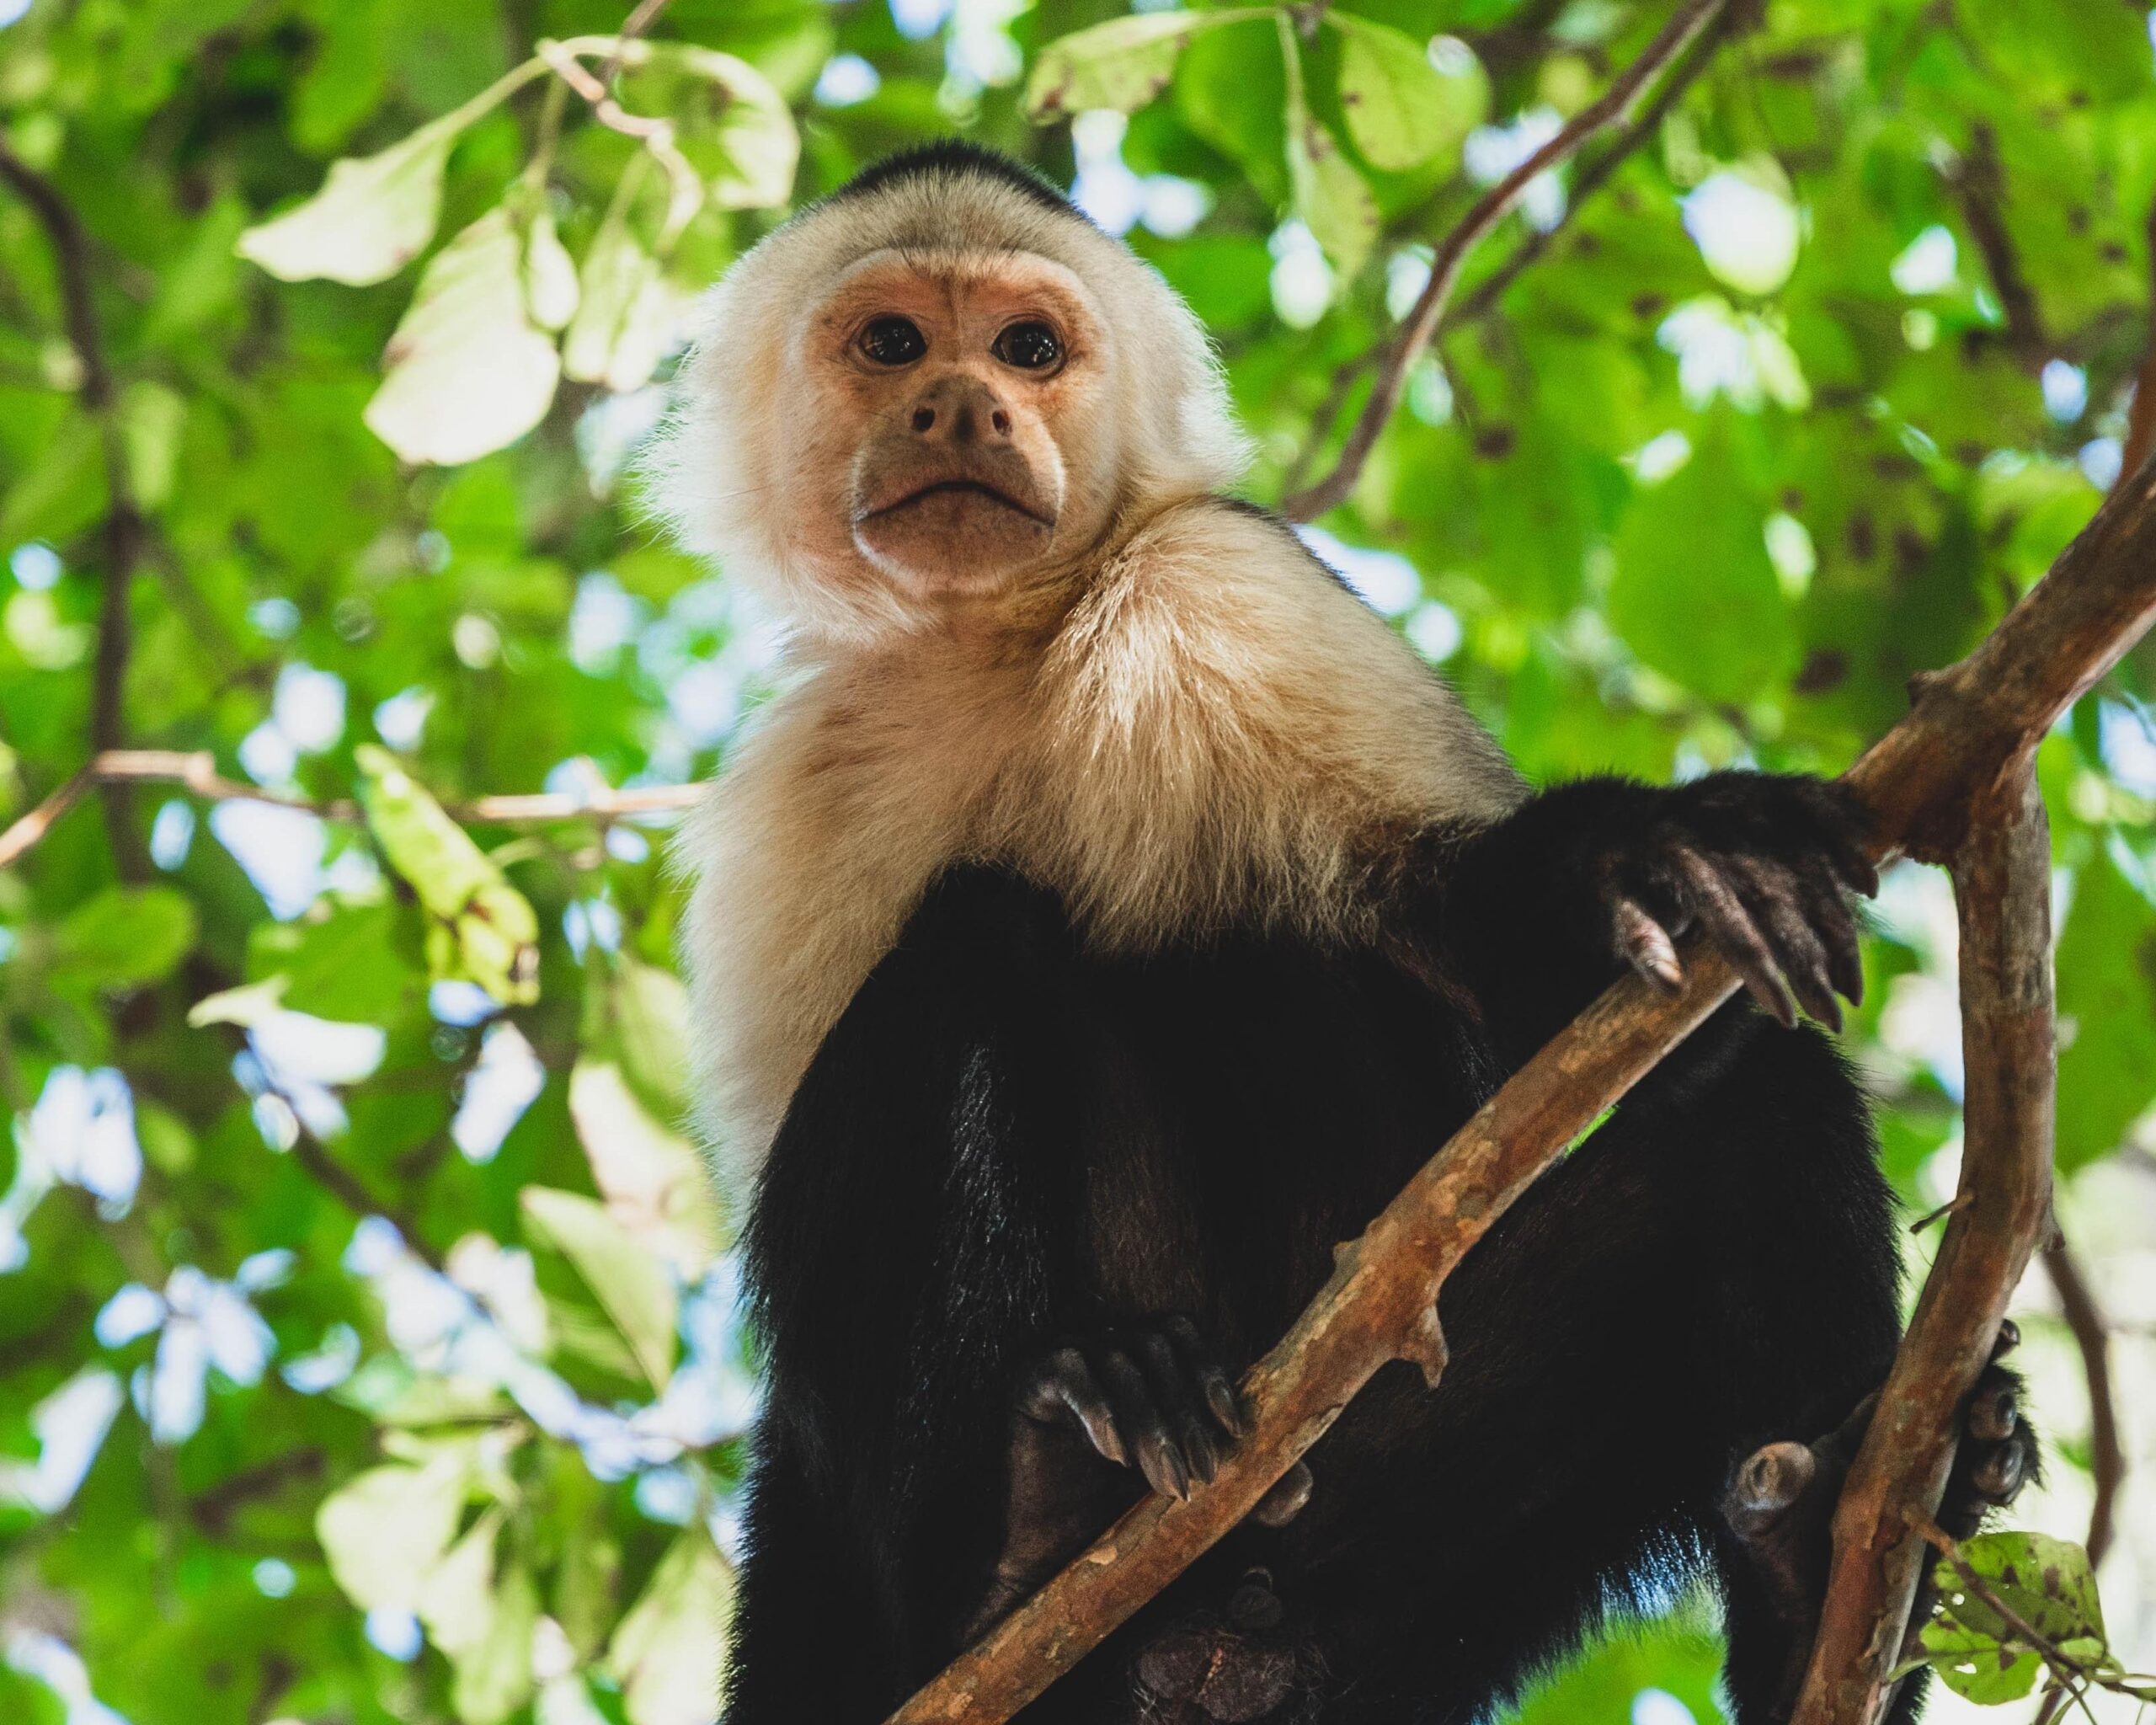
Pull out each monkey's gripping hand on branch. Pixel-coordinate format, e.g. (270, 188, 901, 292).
(1422, 772, 1880, 1070)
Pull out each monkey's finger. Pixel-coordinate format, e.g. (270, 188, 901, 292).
(1673, 849, 1796, 1028)
(1794, 860, 1865, 1007)
(1251, 1461, 1313, 1528)
(1019, 1348, 1126, 1466)
(1096, 1347, 1189, 1501)
(1731, 859, 1842, 1032)
(1138, 1330, 1221, 1486)
(1992, 1318, 2020, 1359)
(1164, 1316, 1246, 1439)
(1795, 781, 1881, 899)
(1611, 895, 1684, 993)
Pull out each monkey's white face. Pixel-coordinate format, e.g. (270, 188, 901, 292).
(782, 248, 1122, 609)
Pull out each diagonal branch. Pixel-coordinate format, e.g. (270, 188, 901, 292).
(1283, 0, 1734, 521)
(886, 457, 2156, 1725)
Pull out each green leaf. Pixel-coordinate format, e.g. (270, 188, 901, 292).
(1607, 428, 1796, 703)
(1328, 16, 1486, 172)
(606, 1531, 735, 1725)
(2054, 845, 2156, 1171)
(1283, 26, 1377, 278)
(316, 1455, 472, 1611)
(1920, 1531, 2111, 1706)
(364, 206, 563, 466)
(520, 1186, 679, 1389)
(248, 898, 419, 1023)
(608, 959, 693, 1127)
(236, 115, 462, 287)
(50, 886, 198, 993)
(1025, 11, 1267, 119)
(355, 745, 540, 1005)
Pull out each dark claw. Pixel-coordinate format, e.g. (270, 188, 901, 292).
(1614, 895, 1684, 992)
(1973, 1441, 2026, 1502)
(1251, 1460, 1313, 1528)
(1676, 848, 1797, 1027)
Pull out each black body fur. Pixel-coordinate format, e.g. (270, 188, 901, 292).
(720, 769, 2026, 1722)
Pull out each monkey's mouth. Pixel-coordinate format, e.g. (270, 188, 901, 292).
(861, 478, 1054, 529)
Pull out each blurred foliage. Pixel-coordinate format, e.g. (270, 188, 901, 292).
(1, 2, 2154, 1723)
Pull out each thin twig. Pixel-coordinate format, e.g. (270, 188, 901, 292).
(1908, 1192, 1973, 1235)
(1283, 0, 1733, 520)
(595, 0, 675, 89)
(1454, 0, 1739, 327)
(2042, 1234, 2122, 1568)
(1952, 123, 2045, 363)
(534, 37, 702, 243)
(0, 749, 703, 873)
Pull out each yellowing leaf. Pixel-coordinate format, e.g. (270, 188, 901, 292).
(237, 117, 460, 286)
(316, 1455, 472, 1610)
(520, 1186, 679, 1388)
(355, 745, 540, 1006)
(607, 1532, 735, 1725)
(364, 207, 563, 466)
(1025, 10, 1267, 118)
(1329, 17, 1486, 173)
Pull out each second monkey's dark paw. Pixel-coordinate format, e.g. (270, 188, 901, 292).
(1134, 1571, 1308, 1723)
(1722, 1324, 2038, 1624)
(1020, 1317, 1271, 1503)
(1598, 772, 1878, 1031)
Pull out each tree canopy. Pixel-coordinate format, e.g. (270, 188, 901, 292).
(0, 3, 2153, 1724)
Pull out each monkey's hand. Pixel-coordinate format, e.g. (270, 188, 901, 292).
(1591, 771, 1878, 1031)
(1721, 1323, 2036, 1724)
(963, 1320, 1311, 1645)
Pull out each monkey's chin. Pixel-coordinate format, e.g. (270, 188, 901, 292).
(852, 493, 1055, 595)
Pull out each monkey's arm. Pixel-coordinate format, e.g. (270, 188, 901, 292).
(1411, 771, 1877, 1071)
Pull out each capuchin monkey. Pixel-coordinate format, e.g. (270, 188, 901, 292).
(649, 143, 2035, 1724)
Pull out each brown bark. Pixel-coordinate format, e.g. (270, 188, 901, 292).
(1790, 768, 2055, 1725)
(887, 457, 2156, 1725)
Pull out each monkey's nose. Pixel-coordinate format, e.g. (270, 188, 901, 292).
(907, 377, 1014, 445)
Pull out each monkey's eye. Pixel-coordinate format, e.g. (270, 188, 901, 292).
(858, 316, 926, 366)
(992, 321, 1063, 371)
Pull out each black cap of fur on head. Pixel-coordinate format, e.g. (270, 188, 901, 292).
(827, 139, 1081, 221)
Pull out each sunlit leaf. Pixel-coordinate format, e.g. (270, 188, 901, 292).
(364, 207, 563, 466)
(520, 1186, 679, 1388)
(1328, 16, 1486, 173)
(1025, 10, 1267, 118)
(606, 1531, 735, 1725)
(568, 1060, 723, 1275)
(1286, 108, 1378, 280)
(523, 207, 580, 333)
(1919, 1531, 2111, 1706)
(355, 745, 540, 1006)
(236, 115, 462, 286)
(316, 1455, 472, 1611)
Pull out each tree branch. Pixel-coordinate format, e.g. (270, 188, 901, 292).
(0, 749, 704, 873)
(1792, 765, 2054, 1725)
(1283, 0, 1734, 521)
(886, 457, 2156, 1725)
(2041, 1233, 2122, 1569)
(0, 142, 152, 881)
